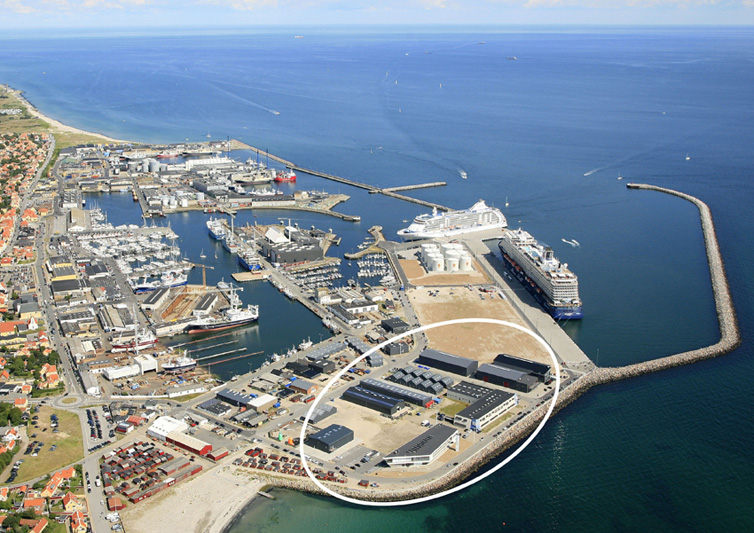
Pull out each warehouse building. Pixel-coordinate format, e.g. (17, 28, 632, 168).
(147, 416, 189, 440)
(447, 381, 493, 404)
(453, 390, 518, 432)
(493, 353, 552, 382)
(192, 293, 217, 318)
(290, 379, 317, 395)
(306, 424, 354, 453)
(475, 364, 538, 393)
(384, 424, 458, 467)
(416, 349, 478, 377)
(346, 336, 372, 355)
(248, 393, 277, 413)
(382, 341, 410, 356)
(197, 399, 232, 417)
(342, 386, 405, 416)
(308, 404, 338, 424)
(216, 388, 254, 407)
(166, 430, 213, 456)
(142, 288, 170, 311)
(381, 317, 411, 334)
(358, 378, 434, 408)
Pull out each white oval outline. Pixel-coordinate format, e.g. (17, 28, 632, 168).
(299, 318, 561, 506)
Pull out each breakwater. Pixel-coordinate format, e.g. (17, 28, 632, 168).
(254, 183, 741, 503)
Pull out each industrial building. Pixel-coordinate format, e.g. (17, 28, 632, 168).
(475, 364, 538, 393)
(416, 349, 478, 377)
(216, 388, 255, 407)
(166, 431, 212, 456)
(142, 288, 171, 311)
(453, 390, 518, 432)
(248, 393, 277, 413)
(358, 378, 434, 408)
(447, 381, 493, 404)
(147, 416, 189, 440)
(381, 317, 411, 334)
(384, 424, 458, 467)
(382, 341, 410, 356)
(308, 404, 338, 424)
(342, 386, 405, 416)
(290, 379, 317, 395)
(192, 293, 217, 317)
(493, 353, 552, 382)
(306, 424, 354, 453)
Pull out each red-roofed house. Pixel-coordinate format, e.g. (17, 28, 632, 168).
(22, 496, 45, 513)
(62, 492, 86, 512)
(70, 510, 87, 533)
(14, 397, 28, 412)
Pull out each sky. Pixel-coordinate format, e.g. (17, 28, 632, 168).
(1, 0, 754, 30)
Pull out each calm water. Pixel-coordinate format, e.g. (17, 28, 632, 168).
(1, 26, 752, 531)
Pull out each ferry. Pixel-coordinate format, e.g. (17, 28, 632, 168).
(498, 228, 583, 320)
(397, 200, 507, 241)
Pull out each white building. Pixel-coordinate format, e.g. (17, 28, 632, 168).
(135, 354, 158, 374)
(103, 364, 140, 381)
(81, 371, 101, 397)
(147, 416, 189, 441)
(384, 424, 459, 467)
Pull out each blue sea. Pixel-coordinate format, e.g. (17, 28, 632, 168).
(1, 25, 752, 531)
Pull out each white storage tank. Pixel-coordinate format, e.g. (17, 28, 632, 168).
(441, 243, 455, 256)
(168, 197, 177, 208)
(430, 255, 445, 272)
(179, 198, 189, 208)
(141, 160, 150, 173)
(459, 253, 473, 271)
(445, 256, 459, 272)
(149, 160, 160, 173)
(196, 192, 205, 201)
(161, 197, 170, 206)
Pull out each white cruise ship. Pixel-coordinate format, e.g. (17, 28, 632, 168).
(397, 200, 507, 241)
(498, 228, 583, 319)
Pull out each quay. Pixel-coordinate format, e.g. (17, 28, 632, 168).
(372, 181, 447, 193)
(344, 226, 388, 260)
(231, 270, 271, 283)
(289, 166, 450, 211)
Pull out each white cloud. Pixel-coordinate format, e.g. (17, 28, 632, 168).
(3, 0, 37, 12)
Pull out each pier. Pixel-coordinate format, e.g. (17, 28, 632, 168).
(376, 182, 447, 193)
(289, 166, 451, 212)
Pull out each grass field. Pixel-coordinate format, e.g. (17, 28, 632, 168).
(439, 399, 468, 417)
(14, 406, 84, 483)
(1, 89, 115, 148)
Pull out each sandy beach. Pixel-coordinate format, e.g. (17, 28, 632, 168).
(6, 85, 131, 144)
(121, 463, 264, 533)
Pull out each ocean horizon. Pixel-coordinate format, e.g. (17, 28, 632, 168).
(1, 25, 752, 531)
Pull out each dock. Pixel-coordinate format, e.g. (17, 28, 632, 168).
(344, 226, 388, 260)
(231, 270, 271, 282)
(292, 166, 450, 211)
(377, 182, 447, 193)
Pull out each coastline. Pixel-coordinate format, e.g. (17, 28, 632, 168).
(5, 84, 132, 144)
(3, 81, 741, 528)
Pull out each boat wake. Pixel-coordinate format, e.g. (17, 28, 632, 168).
(562, 238, 580, 247)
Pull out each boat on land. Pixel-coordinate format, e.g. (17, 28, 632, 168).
(499, 228, 583, 320)
(397, 200, 507, 240)
(186, 286, 259, 334)
(162, 355, 197, 373)
(111, 328, 158, 353)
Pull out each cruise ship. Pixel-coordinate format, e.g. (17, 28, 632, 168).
(186, 289, 259, 334)
(397, 200, 507, 240)
(498, 228, 583, 320)
(207, 218, 225, 240)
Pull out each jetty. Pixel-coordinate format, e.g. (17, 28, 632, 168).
(257, 183, 742, 503)
(344, 226, 388, 260)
